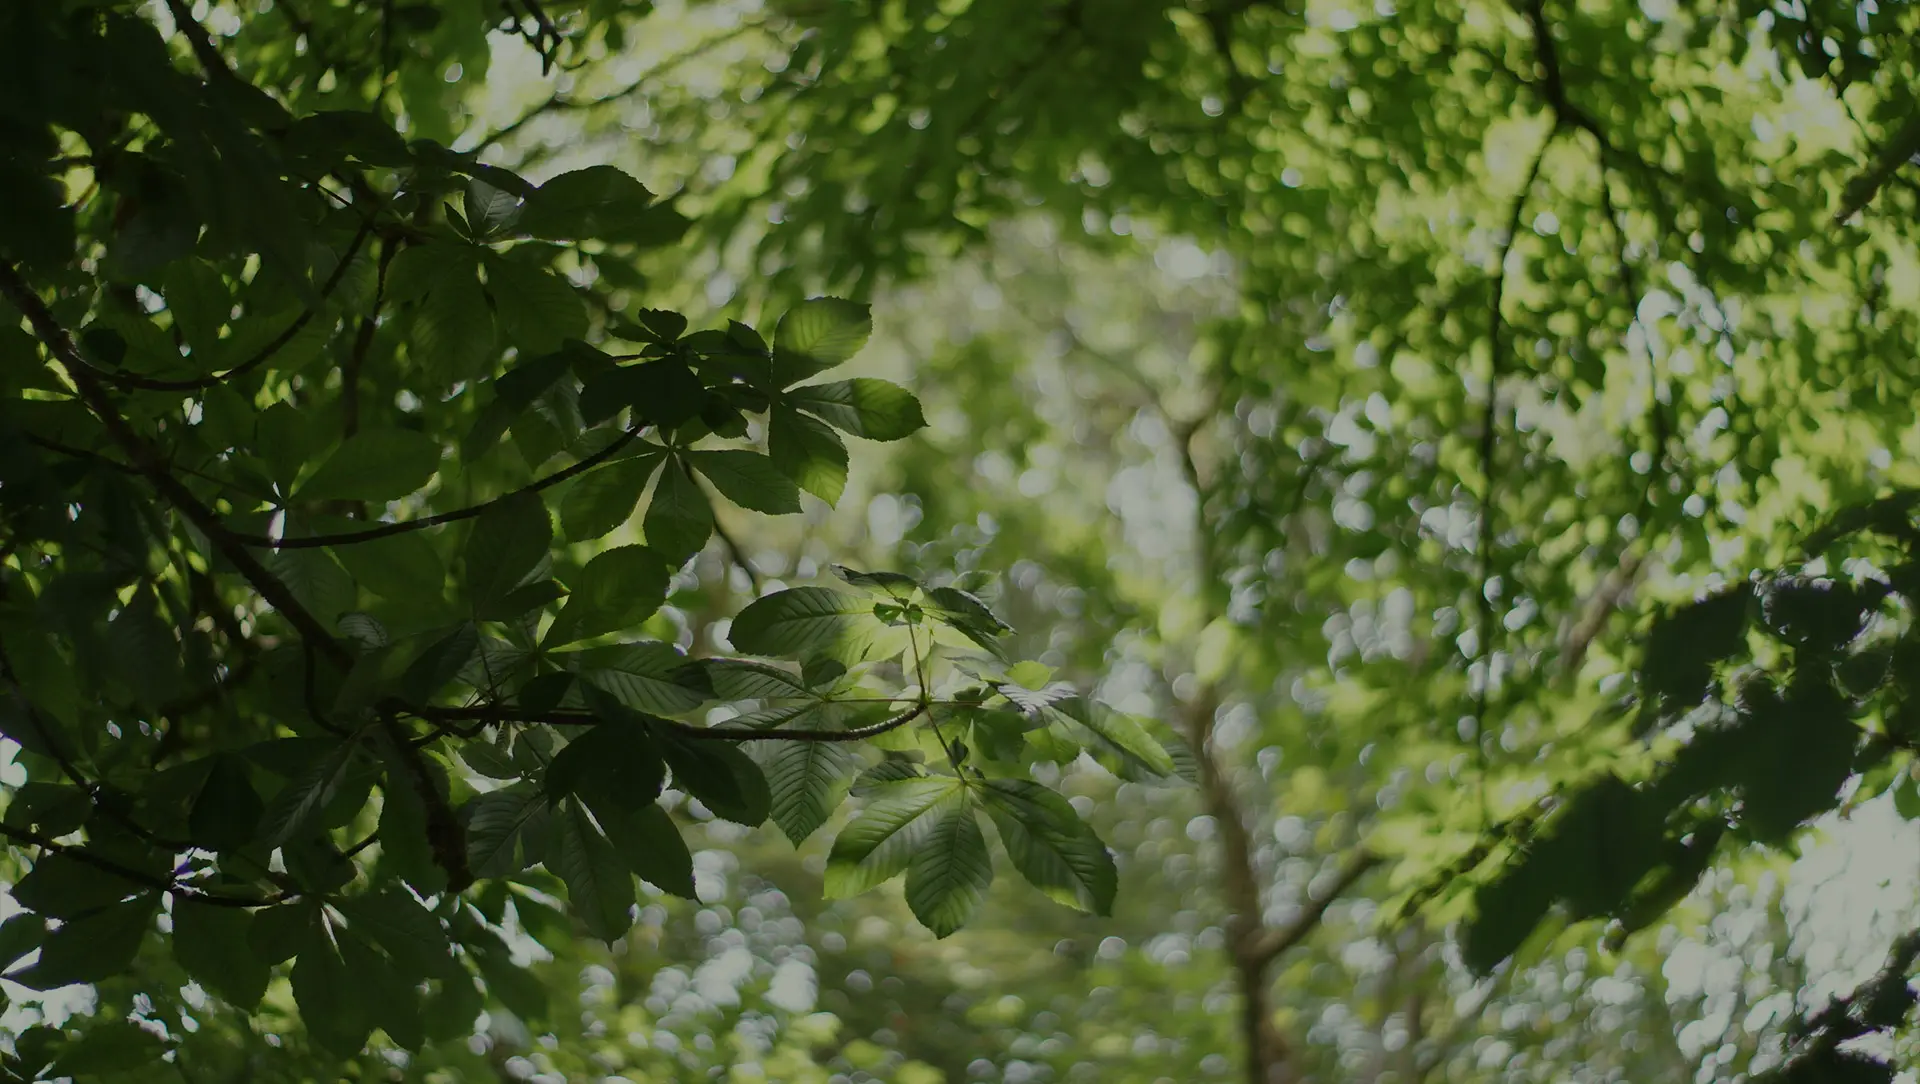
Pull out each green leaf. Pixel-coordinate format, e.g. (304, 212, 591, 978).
(465, 491, 552, 613)
(465, 177, 522, 238)
(487, 258, 587, 355)
(340, 928, 426, 1051)
(561, 457, 657, 541)
(49, 1021, 167, 1077)
(336, 889, 451, 973)
(333, 530, 448, 607)
(1462, 850, 1560, 976)
(412, 275, 496, 384)
(789, 379, 927, 441)
(688, 450, 803, 514)
(546, 801, 636, 943)
(772, 298, 872, 385)
(595, 802, 697, 899)
(517, 165, 656, 242)
(14, 894, 158, 989)
(905, 791, 992, 937)
(728, 587, 906, 665)
(401, 623, 479, 701)
(546, 709, 667, 812)
(1643, 585, 1751, 707)
(979, 779, 1116, 915)
(187, 753, 264, 851)
(297, 429, 442, 503)
(1038, 696, 1177, 777)
(580, 362, 707, 428)
(754, 739, 860, 845)
(172, 901, 269, 1009)
(385, 241, 481, 305)
(467, 930, 547, 1022)
(12, 850, 149, 919)
(703, 660, 811, 699)
(292, 925, 373, 1056)
(0, 913, 46, 973)
(571, 641, 712, 714)
(463, 785, 548, 879)
(266, 548, 356, 628)
(1896, 773, 1920, 820)
(825, 777, 963, 898)
(162, 257, 230, 352)
(659, 732, 771, 826)
(769, 407, 849, 505)
(642, 458, 713, 566)
(544, 545, 672, 648)
(260, 741, 357, 846)
(247, 903, 316, 966)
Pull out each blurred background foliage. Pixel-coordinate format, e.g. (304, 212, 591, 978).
(7, 0, 1920, 1080)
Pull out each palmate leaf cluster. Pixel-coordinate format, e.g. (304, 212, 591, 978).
(0, 0, 1177, 1073)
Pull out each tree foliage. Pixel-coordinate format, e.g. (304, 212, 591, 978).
(0, 1, 1174, 1073)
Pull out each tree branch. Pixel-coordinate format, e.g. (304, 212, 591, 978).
(400, 700, 926, 743)
(229, 424, 644, 549)
(91, 216, 376, 393)
(0, 261, 352, 671)
(1248, 848, 1382, 965)
(0, 821, 291, 909)
(1836, 110, 1920, 223)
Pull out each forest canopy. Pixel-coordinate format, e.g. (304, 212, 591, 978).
(2, 0, 1919, 1081)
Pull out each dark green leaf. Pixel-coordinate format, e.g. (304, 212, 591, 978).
(825, 777, 962, 898)
(297, 429, 442, 503)
(754, 739, 860, 845)
(980, 779, 1116, 915)
(561, 457, 657, 541)
(659, 731, 771, 826)
(0, 913, 46, 973)
(642, 458, 713, 566)
(571, 641, 712, 714)
(12, 852, 147, 919)
(463, 785, 548, 879)
(517, 166, 655, 241)
(337, 889, 451, 974)
(595, 802, 696, 899)
(769, 407, 849, 505)
(292, 924, 373, 1056)
(259, 741, 357, 846)
(688, 450, 803, 515)
(772, 298, 872, 385)
(189, 752, 265, 851)
(465, 492, 552, 613)
(546, 801, 636, 943)
(172, 901, 269, 1009)
(905, 790, 992, 937)
(401, 622, 479, 701)
(546, 709, 667, 812)
(49, 1021, 167, 1077)
(488, 258, 587, 355)
(728, 586, 906, 664)
(14, 894, 158, 989)
(331, 531, 448, 606)
(789, 378, 927, 441)
(544, 545, 671, 648)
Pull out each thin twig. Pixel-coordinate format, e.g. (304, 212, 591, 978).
(228, 424, 644, 549)
(1248, 849, 1383, 965)
(0, 821, 291, 909)
(91, 217, 374, 393)
(400, 700, 926, 743)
